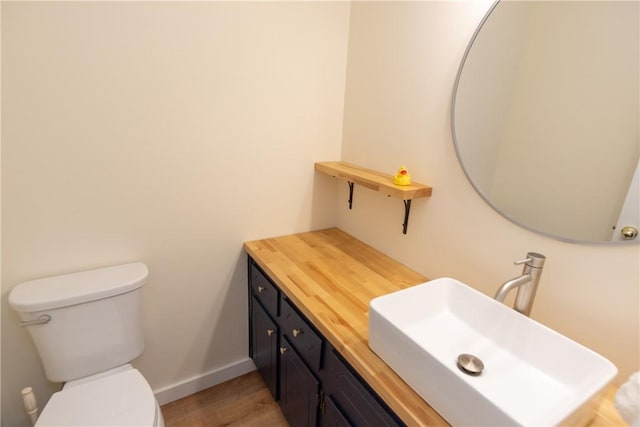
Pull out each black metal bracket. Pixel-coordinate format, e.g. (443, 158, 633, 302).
(347, 181, 354, 209)
(402, 200, 412, 234)
(345, 181, 413, 234)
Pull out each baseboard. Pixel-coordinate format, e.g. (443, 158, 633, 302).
(153, 357, 257, 405)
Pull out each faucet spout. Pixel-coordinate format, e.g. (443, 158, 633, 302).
(495, 252, 546, 316)
(494, 274, 531, 302)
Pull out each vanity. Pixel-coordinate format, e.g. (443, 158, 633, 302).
(244, 228, 625, 426)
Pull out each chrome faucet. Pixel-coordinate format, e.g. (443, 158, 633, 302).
(495, 252, 546, 316)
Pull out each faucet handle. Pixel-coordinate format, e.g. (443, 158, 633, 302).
(514, 252, 546, 268)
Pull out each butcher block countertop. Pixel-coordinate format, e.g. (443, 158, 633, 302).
(244, 227, 625, 426)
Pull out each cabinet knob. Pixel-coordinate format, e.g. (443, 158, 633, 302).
(292, 328, 303, 337)
(257, 286, 265, 293)
(266, 329, 275, 336)
(280, 346, 288, 354)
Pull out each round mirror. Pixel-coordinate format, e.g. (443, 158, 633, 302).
(452, 1, 639, 243)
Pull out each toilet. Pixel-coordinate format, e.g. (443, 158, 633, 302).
(8, 262, 164, 427)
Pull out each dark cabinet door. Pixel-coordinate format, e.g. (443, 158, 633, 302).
(251, 298, 278, 400)
(323, 348, 404, 427)
(280, 336, 320, 427)
(323, 395, 352, 427)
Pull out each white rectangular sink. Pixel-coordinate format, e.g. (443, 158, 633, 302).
(369, 278, 617, 426)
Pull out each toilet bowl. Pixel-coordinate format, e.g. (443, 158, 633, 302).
(9, 263, 163, 427)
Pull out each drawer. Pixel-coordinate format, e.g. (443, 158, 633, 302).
(250, 262, 279, 318)
(281, 297, 323, 373)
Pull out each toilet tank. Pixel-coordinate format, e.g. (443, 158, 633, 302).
(8, 263, 148, 383)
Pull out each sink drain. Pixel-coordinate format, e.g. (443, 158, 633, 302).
(457, 353, 484, 376)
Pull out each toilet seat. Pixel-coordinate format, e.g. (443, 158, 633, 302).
(36, 366, 159, 427)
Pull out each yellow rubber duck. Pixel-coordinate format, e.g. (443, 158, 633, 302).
(393, 166, 411, 186)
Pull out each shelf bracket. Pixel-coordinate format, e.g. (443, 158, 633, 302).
(347, 181, 354, 209)
(402, 200, 412, 234)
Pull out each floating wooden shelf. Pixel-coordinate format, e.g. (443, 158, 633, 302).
(315, 161, 433, 234)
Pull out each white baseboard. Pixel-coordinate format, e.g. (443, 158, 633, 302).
(154, 357, 256, 405)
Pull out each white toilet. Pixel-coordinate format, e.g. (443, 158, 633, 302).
(9, 262, 164, 427)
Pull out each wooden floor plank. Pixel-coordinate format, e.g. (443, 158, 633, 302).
(161, 371, 289, 427)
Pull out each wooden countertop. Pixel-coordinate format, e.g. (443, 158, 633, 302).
(244, 227, 626, 427)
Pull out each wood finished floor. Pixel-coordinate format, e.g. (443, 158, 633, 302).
(161, 371, 289, 427)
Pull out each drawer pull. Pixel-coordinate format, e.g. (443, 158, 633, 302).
(292, 328, 303, 337)
(266, 329, 275, 336)
(280, 346, 288, 355)
(257, 285, 265, 293)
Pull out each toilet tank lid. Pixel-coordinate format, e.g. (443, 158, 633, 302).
(9, 262, 148, 312)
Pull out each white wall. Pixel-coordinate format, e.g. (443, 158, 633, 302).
(339, 0, 639, 386)
(1, 2, 349, 425)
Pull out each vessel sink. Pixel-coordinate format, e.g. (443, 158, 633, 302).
(369, 278, 617, 426)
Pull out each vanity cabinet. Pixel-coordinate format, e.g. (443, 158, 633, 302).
(248, 257, 403, 427)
